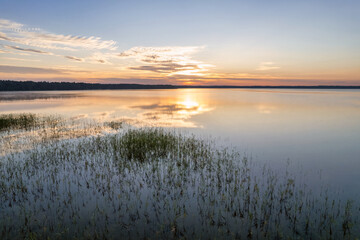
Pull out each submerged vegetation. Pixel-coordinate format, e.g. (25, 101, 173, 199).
(0, 116, 359, 239)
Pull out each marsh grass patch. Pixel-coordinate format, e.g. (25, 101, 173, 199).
(0, 113, 62, 131)
(116, 128, 211, 163)
(0, 113, 38, 131)
(0, 126, 359, 239)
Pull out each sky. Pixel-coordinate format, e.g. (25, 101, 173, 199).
(0, 0, 359, 86)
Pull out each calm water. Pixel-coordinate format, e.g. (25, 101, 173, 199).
(1, 89, 360, 196)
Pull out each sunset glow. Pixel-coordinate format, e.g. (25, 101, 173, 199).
(2, 1, 360, 239)
(0, 1, 359, 85)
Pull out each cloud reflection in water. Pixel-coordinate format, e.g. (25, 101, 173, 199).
(131, 100, 212, 128)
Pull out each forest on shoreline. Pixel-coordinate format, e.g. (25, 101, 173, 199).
(1, 80, 360, 91)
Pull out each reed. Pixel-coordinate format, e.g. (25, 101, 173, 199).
(0, 121, 359, 239)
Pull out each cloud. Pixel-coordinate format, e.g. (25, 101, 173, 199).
(86, 52, 115, 64)
(256, 62, 280, 71)
(95, 77, 171, 85)
(118, 46, 203, 65)
(5, 45, 51, 54)
(129, 63, 201, 73)
(0, 32, 12, 41)
(0, 18, 215, 78)
(118, 46, 212, 75)
(0, 18, 213, 77)
(2, 57, 40, 62)
(0, 18, 117, 51)
(65, 56, 84, 62)
(0, 19, 23, 30)
(118, 46, 201, 58)
(0, 65, 65, 74)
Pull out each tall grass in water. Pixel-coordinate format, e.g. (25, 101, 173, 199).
(0, 127, 359, 239)
(0, 113, 37, 130)
(0, 113, 124, 156)
(0, 113, 61, 131)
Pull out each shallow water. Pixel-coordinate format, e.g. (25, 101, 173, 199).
(1, 89, 360, 197)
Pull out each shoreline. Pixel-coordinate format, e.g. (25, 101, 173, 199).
(1, 80, 360, 91)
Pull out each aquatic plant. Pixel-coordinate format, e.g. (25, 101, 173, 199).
(0, 113, 38, 131)
(0, 113, 63, 131)
(0, 126, 359, 239)
(105, 120, 123, 130)
(0, 114, 124, 156)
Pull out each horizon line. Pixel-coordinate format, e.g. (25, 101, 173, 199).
(1, 79, 360, 91)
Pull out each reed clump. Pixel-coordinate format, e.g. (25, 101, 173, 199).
(0, 113, 61, 131)
(117, 128, 210, 163)
(118, 128, 178, 162)
(0, 113, 37, 130)
(105, 120, 123, 130)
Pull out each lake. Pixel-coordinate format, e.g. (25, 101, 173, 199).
(1, 88, 360, 198)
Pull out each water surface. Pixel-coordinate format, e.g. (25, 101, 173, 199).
(1, 89, 359, 197)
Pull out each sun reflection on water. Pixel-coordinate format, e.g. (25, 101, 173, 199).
(131, 96, 212, 128)
(0, 89, 214, 128)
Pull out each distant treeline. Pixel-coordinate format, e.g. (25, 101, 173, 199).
(0, 80, 176, 91)
(0, 80, 359, 91)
